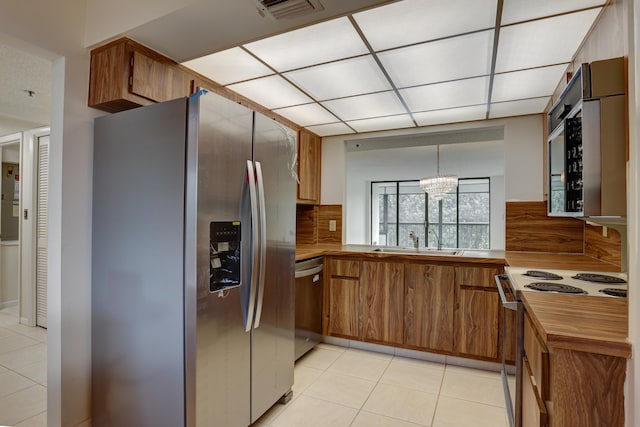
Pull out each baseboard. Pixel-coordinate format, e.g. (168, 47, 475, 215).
(0, 299, 18, 310)
(320, 336, 502, 373)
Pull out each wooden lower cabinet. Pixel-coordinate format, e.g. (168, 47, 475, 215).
(454, 266, 501, 360)
(404, 263, 455, 352)
(361, 261, 404, 345)
(327, 277, 360, 339)
(522, 309, 627, 427)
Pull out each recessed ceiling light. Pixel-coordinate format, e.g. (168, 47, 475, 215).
(284, 56, 391, 101)
(305, 122, 355, 137)
(353, 0, 497, 51)
(243, 17, 368, 72)
(378, 30, 493, 88)
(413, 105, 487, 127)
(501, 0, 605, 25)
(181, 47, 273, 85)
(491, 64, 568, 103)
(321, 91, 407, 121)
(495, 8, 602, 73)
(347, 114, 415, 133)
(227, 75, 312, 109)
(400, 77, 490, 112)
(489, 97, 550, 118)
(272, 103, 338, 126)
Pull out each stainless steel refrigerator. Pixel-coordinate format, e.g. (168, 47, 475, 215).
(92, 91, 296, 427)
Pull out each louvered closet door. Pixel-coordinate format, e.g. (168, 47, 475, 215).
(36, 136, 49, 328)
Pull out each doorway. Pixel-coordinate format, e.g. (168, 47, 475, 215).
(0, 134, 22, 315)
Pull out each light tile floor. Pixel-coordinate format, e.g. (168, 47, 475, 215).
(0, 309, 510, 427)
(0, 307, 47, 427)
(253, 343, 510, 427)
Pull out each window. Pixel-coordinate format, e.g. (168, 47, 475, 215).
(372, 178, 490, 249)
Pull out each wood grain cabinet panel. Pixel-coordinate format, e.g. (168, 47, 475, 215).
(327, 278, 360, 339)
(297, 130, 321, 204)
(454, 266, 501, 360)
(361, 261, 404, 345)
(524, 312, 549, 400)
(404, 263, 454, 352)
(88, 38, 192, 112)
(329, 258, 360, 278)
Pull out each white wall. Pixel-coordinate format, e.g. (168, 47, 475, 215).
(1, 1, 98, 426)
(345, 141, 505, 248)
(323, 115, 543, 246)
(84, 0, 197, 47)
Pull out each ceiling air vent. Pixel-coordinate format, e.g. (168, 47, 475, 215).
(255, 0, 325, 20)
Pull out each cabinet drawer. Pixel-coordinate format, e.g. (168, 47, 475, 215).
(329, 258, 360, 278)
(455, 266, 502, 288)
(524, 312, 550, 400)
(522, 357, 548, 427)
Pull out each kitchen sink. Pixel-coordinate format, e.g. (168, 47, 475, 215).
(370, 247, 463, 256)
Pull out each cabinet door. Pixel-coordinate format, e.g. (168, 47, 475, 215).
(361, 261, 404, 345)
(454, 288, 500, 359)
(131, 51, 191, 102)
(454, 266, 501, 360)
(404, 263, 454, 352)
(297, 130, 321, 204)
(327, 278, 360, 339)
(522, 358, 548, 427)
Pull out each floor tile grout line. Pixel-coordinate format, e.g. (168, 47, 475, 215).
(346, 353, 393, 427)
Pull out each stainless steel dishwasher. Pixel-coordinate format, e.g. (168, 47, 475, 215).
(294, 257, 324, 360)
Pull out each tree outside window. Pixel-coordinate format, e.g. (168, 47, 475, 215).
(372, 178, 490, 249)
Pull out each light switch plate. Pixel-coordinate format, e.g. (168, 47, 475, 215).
(329, 219, 337, 232)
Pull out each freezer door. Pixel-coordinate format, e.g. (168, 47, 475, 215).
(250, 112, 297, 422)
(185, 92, 254, 427)
(92, 99, 188, 427)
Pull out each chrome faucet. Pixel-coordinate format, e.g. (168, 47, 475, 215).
(428, 228, 443, 250)
(408, 231, 419, 248)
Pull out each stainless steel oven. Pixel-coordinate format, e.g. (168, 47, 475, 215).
(495, 274, 523, 427)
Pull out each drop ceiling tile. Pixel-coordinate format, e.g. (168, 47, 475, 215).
(272, 103, 338, 126)
(227, 75, 312, 109)
(502, 0, 605, 25)
(243, 17, 368, 72)
(305, 122, 355, 137)
(413, 105, 487, 126)
(283, 56, 391, 101)
(353, 0, 497, 51)
(491, 65, 568, 103)
(379, 30, 493, 88)
(489, 97, 550, 118)
(399, 77, 490, 112)
(181, 47, 273, 85)
(321, 91, 407, 121)
(495, 8, 602, 73)
(347, 115, 415, 133)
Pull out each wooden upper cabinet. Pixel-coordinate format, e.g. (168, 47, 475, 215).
(454, 266, 502, 360)
(404, 263, 455, 352)
(297, 129, 321, 204)
(88, 38, 192, 113)
(361, 261, 404, 345)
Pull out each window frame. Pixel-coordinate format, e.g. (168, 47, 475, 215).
(371, 177, 491, 249)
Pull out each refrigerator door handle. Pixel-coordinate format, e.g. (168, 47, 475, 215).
(244, 160, 260, 332)
(253, 161, 267, 328)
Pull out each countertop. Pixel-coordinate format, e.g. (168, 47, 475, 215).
(522, 292, 631, 358)
(296, 244, 630, 358)
(297, 244, 621, 271)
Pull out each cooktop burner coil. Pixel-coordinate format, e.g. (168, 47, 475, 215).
(572, 273, 627, 284)
(523, 270, 563, 280)
(598, 288, 627, 298)
(525, 282, 586, 294)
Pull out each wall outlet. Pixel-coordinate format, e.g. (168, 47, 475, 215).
(329, 220, 337, 232)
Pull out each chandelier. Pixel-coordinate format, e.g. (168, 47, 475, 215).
(419, 145, 458, 201)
